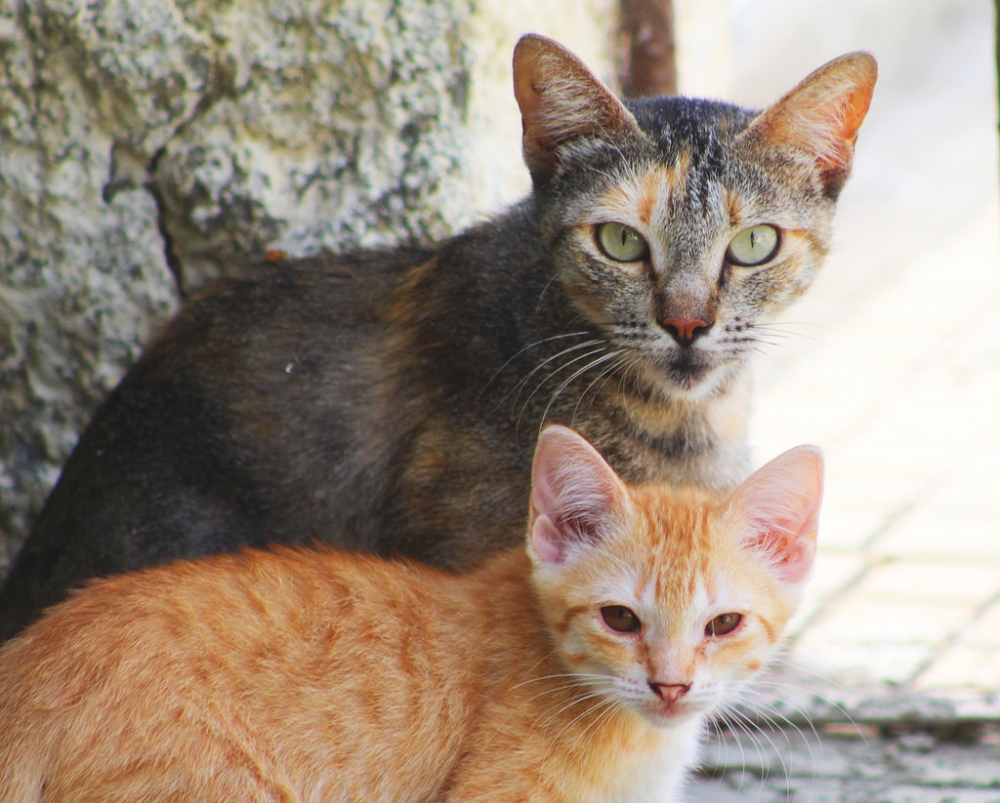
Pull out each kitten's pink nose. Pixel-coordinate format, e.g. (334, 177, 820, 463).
(660, 316, 711, 346)
(649, 681, 691, 706)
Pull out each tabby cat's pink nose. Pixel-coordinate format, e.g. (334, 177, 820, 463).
(660, 317, 710, 346)
(649, 682, 691, 706)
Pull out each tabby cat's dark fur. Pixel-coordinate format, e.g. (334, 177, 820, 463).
(0, 35, 876, 640)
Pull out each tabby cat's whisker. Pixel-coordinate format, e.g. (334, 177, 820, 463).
(538, 350, 623, 432)
(750, 322, 828, 348)
(520, 680, 611, 710)
(479, 331, 594, 399)
(507, 342, 606, 419)
(616, 354, 645, 401)
(597, 353, 641, 407)
(755, 319, 833, 334)
(509, 340, 605, 399)
(571, 350, 630, 424)
(514, 346, 609, 434)
(533, 273, 563, 313)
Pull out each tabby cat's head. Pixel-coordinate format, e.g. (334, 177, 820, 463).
(527, 425, 823, 726)
(514, 35, 876, 400)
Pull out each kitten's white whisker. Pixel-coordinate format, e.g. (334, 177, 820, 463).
(741, 681, 826, 747)
(724, 705, 792, 792)
(740, 697, 821, 789)
(754, 663, 869, 746)
(568, 698, 625, 765)
(714, 707, 763, 794)
(512, 671, 610, 690)
(536, 690, 614, 742)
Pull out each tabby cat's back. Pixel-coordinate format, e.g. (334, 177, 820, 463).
(0, 426, 824, 802)
(0, 35, 875, 640)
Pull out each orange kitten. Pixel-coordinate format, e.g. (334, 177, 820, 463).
(0, 426, 822, 802)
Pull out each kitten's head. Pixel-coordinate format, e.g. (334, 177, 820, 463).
(513, 35, 876, 401)
(527, 425, 823, 727)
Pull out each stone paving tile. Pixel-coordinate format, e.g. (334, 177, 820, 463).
(916, 647, 1000, 691)
(795, 597, 972, 648)
(874, 511, 1000, 561)
(791, 642, 935, 687)
(847, 562, 1000, 607)
(690, 727, 1000, 802)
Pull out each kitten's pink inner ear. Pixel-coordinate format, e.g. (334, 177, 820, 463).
(528, 425, 628, 565)
(729, 445, 824, 584)
(512, 34, 640, 180)
(530, 515, 565, 564)
(745, 51, 877, 185)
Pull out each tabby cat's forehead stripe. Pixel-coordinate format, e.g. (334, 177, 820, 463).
(724, 189, 744, 228)
(589, 165, 683, 229)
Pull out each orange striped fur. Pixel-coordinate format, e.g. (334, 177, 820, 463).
(0, 426, 822, 802)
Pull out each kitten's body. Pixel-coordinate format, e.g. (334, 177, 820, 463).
(0, 427, 823, 803)
(0, 36, 874, 639)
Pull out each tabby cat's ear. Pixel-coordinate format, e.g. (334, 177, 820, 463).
(513, 34, 641, 182)
(528, 425, 628, 565)
(739, 52, 877, 196)
(726, 445, 824, 584)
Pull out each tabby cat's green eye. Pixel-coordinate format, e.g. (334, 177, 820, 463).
(726, 225, 780, 267)
(601, 605, 641, 634)
(596, 222, 650, 263)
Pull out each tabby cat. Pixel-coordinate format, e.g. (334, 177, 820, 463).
(0, 35, 874, 639)
(0, 425, 824, 802)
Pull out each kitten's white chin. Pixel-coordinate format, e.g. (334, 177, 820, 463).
(638, 699, 711, 729)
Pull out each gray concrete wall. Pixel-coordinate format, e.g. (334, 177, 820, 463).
(0, 0, 619, 568)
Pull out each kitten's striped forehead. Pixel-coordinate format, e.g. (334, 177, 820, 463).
(626, 487, 718, 603)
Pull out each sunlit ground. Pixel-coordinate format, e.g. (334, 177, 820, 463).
(737, 0, 1000, 709)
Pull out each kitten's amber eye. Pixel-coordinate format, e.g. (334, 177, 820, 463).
(596, 222, 650, 263)
(726, 225, 780, 266)
(705, 613, 743, 637)
(601, 605, 641, 633)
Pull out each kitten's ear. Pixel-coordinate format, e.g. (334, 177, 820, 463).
(513, 34, 641, 182)
(739, 52, 877, 196)
(528, 425, 628, 565)
(726, 445, 824, 585)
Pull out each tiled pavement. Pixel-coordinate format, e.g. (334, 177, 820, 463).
(690, 0, 1000, 797)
